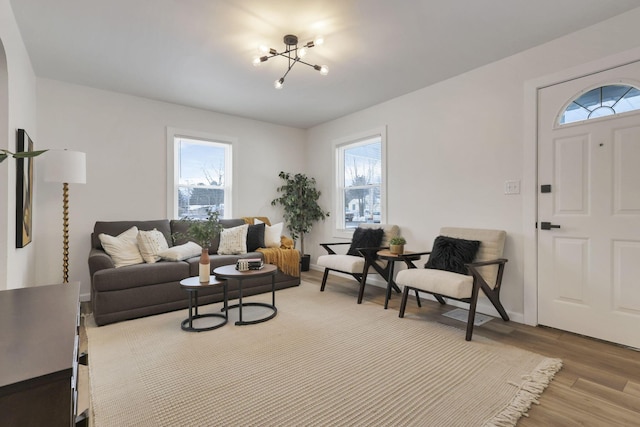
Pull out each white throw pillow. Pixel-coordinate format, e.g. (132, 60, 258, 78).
(217, 224, 249, 255)
(99, 226, 144, 268)
(264, 222, 283, 248)
(137, 229, 169, 264)
(157, 241, 202, 262)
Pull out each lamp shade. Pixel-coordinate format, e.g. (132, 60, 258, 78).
(44, 150, 86, 184)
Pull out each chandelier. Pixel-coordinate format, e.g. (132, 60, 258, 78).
(253, 34, 329, 89)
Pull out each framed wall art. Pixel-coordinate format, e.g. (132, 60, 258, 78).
(16, 129, 34, 248)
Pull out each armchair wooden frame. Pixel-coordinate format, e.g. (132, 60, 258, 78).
(319, 242, 399, 304)
(398, 252, 509, 341)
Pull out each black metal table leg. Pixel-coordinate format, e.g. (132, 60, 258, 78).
(180, 278, 228, 332)
(214, 264, 278, 326)
(384, 262, 395, 309)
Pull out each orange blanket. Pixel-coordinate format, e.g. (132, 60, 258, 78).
(257, 247, 300, 277)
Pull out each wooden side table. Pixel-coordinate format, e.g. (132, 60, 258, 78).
(179, 276, 228, 332)
(213, 263, 278, 325)
(377, 250, 424, 309)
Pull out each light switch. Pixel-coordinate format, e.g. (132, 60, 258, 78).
(504, 180, 520, 195)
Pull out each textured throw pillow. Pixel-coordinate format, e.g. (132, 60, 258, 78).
(264, 222, 283, 248)
(246, 222, 266, 252)
(347, 227, 384, 257)
(99, 226, 144, 268)
(137, 228, 169, 263)
(425, 235, 481, 275)
(157, 241, 202, 262)
(217, 224, 249, 255)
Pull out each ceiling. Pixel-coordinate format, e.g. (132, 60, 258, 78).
(10, 0, 640, 129)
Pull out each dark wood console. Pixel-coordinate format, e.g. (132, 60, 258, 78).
(0, 282, 85, 426)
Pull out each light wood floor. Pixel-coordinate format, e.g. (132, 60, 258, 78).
(304, 269, 640, 427)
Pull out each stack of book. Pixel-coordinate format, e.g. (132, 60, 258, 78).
(237, 258, 264, 271)
(246, 258, 264, 270)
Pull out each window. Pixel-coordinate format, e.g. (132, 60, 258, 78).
(334, 127, 386, 235)
(166, 128, 233, 219)
(560, 84, 640, 125)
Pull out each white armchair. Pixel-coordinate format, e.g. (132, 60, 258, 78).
(396, 227, 509, 341)
(317, 224, 400, 303)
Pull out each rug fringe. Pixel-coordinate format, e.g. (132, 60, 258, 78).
(483, 357, 563, 427)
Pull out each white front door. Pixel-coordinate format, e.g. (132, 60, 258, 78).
(537, 61, 640, 349)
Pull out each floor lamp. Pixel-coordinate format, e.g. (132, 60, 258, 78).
(44, 150, 86, 283)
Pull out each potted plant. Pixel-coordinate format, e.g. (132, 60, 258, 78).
(0, 148, 48, 164)
(389, 236, 407, 255)
(271, 171, 330, 271)
(174, 210, 224, 282)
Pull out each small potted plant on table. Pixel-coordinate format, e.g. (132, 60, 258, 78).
(175, 210, 224, 283)
(389, 236, 407, 255)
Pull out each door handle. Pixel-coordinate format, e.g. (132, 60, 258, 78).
(540, 221, 561, 230)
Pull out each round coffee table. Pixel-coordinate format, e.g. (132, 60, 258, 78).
(213, 263, 278, 325)
(179, 276, 228, 332)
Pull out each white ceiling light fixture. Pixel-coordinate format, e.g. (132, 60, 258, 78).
(253, 34, 329, 89)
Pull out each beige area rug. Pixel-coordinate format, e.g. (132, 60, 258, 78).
(86, 281, 561, 427)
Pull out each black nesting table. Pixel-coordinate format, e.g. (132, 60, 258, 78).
(213, 263, 278, 325)
(179, 276, 228, 332)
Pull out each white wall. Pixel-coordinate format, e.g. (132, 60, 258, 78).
(306, 8, 640, 322)
(0, 0, 38, 290)
(34, 79, 306, 299)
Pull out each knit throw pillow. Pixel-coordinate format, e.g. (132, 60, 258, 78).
(137, 228, 169, 263)
(217, 224, 249, 255)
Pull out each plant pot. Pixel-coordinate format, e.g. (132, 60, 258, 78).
(300, 254, 311, 272)
(199, 248, 211, 283)
(389, 244, 404, 255)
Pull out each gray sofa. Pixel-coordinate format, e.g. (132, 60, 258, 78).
(88, 218, 300, 326)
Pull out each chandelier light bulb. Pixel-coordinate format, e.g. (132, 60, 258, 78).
(255, 34, 330, 88)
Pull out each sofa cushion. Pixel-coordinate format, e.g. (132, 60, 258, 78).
(425, 235, 481, 275)
(347, 227, 384, 256)
(170, 218, 246, 253)
(92, 220, 171, 250)
(217, 224, 249, 255)
(92, 261, 191, 292)
(99, 226, 144, 268)
(158, 241, 202, 261)
(246, 222, 266, 252)
(263, 221, 284, 248)
(137, 228, 169, 263)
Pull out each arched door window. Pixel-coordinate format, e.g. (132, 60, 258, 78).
(560, 84, 640, 125)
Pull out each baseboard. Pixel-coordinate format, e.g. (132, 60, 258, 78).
(308, 264, 524, 324)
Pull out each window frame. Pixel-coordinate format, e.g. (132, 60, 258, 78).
(557, 81, 640, 127)
(166, 127, 234, 219)
(332, 126, 387, 239)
